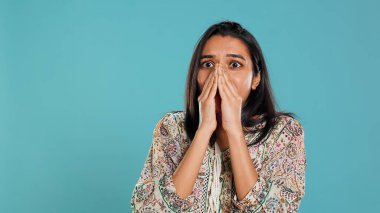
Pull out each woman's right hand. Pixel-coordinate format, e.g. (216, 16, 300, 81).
(197, 68, 218, 135)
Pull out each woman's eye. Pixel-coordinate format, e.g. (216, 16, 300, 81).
(201, 61, 214, 68)
(230, 61, 242, 69)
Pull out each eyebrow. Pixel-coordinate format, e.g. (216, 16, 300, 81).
(200, 54, 246, 61)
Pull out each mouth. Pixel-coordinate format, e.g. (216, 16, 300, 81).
(215, 91, 221, 111)
(215, 90, 221, 100)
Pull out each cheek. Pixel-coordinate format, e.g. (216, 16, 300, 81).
(233, 76, 252, 98)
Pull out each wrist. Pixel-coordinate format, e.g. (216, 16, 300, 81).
(196, 127, 214, 138)
(198, 124, 215, 134)
(226, 126, 244, 139)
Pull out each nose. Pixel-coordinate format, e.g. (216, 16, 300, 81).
(214, 63, 227, 73)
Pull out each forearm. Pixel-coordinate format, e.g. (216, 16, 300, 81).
(227, 129, 259, 201)
(172, 128, 212, 199)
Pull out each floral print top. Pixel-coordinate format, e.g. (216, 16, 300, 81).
(130, 110, 306, 212)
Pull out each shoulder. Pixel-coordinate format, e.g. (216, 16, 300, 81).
(167, 110, 185, 123)
(274, 114, 304, 137)
(154, 110, 185, 138)
(156, 110, 184, 127)
(263, 115, 305, 161)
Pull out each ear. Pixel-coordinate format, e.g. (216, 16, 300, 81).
(251, 71, 261, 90)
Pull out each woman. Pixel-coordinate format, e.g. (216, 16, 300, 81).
(130, 20, 306, 212)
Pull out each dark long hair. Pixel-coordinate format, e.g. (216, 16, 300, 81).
(183, 20, 297, 146)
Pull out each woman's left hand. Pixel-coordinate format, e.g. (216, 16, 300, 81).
(216, 64, 243, 135)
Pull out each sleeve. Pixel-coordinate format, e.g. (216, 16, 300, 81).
(130, 112, 198, 213)
(231, 118, 307, 212)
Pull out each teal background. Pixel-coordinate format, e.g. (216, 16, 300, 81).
(1, 0, 379, 212)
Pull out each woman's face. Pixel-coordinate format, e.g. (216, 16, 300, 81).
(197, 35, 260, 113)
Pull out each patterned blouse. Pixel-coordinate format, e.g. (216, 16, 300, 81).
(130, 111, 306, 212)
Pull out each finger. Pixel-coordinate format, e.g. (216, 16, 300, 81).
(218, 66, 233, 100)
(220, 72, 234, 100)
(221, 70, 239, 98)
(217, 72, 229, 101)
(202, 75, 215, 101)
(202, 70, 216, 99)
(207, 70, 218, 100)
(198, 70, 215, 100)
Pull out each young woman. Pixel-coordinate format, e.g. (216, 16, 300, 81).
(131, 21, 306, 212)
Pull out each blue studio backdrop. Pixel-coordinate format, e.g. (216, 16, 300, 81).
(1, 0, 379, 212)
